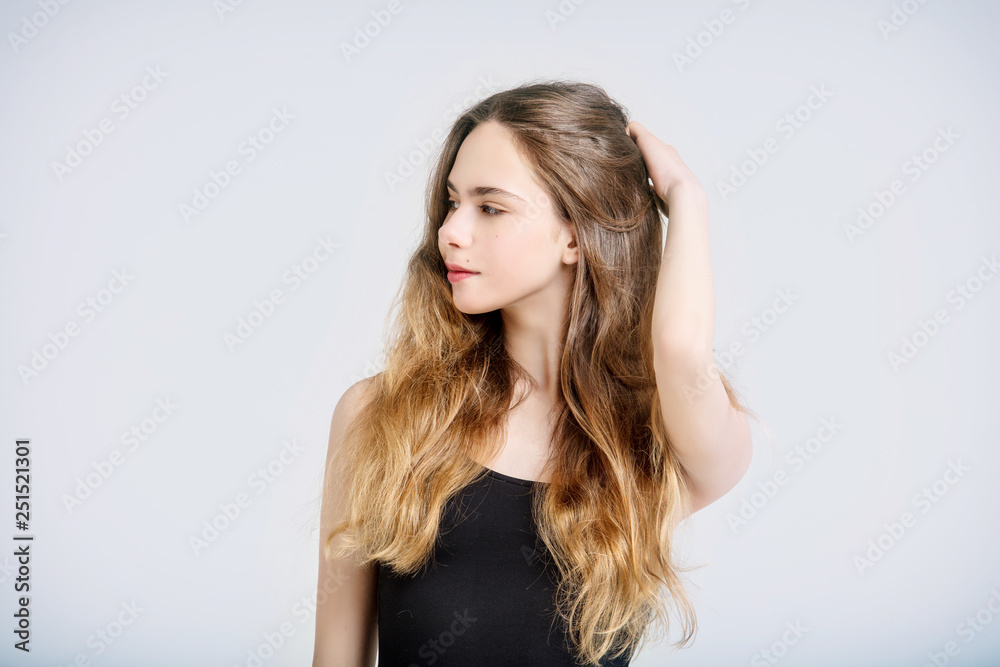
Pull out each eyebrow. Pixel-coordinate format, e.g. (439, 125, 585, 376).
(446, 179, 528, 205)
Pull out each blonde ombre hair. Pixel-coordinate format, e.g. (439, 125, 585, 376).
(324, 79, 753, 665)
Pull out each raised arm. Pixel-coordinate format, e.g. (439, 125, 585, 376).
(627, 121, 753, 517)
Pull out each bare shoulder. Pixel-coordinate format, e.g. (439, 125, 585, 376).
(342, 374, 379, 411)
(329, 375, 379, 446)
(321, 376, 379, 522)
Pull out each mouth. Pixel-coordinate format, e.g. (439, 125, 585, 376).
(445, 262, 478, 272)
(447, 269, 478, 283)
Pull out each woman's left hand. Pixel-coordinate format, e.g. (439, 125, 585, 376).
(625, 121, 706, 206)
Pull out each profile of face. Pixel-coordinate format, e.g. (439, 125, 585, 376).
(438, 121, 579, 316)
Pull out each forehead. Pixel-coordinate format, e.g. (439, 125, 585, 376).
(447, 122, 542, 200)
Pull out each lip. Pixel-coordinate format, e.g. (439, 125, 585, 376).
(447, 269, 478, 283)
(445, 262, 479, 274)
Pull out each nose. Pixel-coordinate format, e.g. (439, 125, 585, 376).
(438, 206, 473, 247)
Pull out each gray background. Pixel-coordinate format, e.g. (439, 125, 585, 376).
(2, 0, 998, 665)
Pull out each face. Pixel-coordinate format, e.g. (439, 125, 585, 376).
(438, 121, 578, 315)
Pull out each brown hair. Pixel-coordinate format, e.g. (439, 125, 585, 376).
(324, 78, 753, 665)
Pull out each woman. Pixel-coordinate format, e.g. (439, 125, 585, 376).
(313, 79, 755, 666)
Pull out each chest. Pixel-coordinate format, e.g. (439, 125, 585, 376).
(476, 393, 559, 483)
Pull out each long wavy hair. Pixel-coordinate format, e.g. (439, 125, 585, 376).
(324, 79, 755, 665)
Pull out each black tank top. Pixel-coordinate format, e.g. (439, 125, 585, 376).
(376, 465, 633, 666)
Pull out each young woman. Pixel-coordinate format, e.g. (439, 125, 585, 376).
(312, 80, 755, 667)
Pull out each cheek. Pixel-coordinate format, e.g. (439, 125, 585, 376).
(496, 231, 554, 281)
(483, 234, 511, 266)
(488, 233, 532, 272)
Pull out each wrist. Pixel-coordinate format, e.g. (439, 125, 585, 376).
(664, 179, 708, 208)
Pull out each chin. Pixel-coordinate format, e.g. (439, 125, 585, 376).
(453, 302, 491, 315)
(451, 294, 500, 316)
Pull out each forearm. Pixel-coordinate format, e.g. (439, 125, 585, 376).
(650, 182, 714, 364)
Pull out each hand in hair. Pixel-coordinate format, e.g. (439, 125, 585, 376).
(625, 121, 706, 212)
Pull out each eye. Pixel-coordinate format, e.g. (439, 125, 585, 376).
(443, 199, 504, 217)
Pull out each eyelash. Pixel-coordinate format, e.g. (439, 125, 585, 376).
(444, 199, 504, 217)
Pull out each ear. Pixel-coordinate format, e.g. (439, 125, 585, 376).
(562, 222, 579, 265)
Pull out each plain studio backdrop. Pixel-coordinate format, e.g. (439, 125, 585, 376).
(2, 0, 998, 665)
